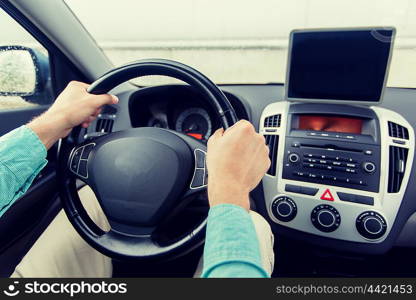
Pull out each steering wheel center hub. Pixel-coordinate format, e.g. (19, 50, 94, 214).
(89, 128, 192, 231)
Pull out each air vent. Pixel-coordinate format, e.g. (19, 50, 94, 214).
(388, 121, 409, 140)
(265, 135, 279, 176)
(96, 114, 116, 133)
(264, 114, 281, 128)
(388, 146, 408, 193)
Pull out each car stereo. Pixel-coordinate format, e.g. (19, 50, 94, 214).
(282, 105, 381, 193)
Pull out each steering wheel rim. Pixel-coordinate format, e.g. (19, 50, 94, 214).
(58, 59, 238, 260)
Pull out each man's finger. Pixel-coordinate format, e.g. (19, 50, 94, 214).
(211, 128, 224, 140)
(91, 94, 119, 108)
(93, 108, 102, 117)
(224, 120, 254, 136)
(207, 128, 224, 146)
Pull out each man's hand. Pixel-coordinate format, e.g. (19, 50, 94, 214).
(28, 81, 118, 149)
(206, 120, 271, 211)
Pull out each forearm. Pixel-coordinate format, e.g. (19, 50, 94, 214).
(202, 204, 269, 278)
(0, 126, 48, 217)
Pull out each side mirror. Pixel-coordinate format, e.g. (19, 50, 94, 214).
(0, 45, 50, 102)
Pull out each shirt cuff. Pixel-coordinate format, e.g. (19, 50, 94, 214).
(0, 125, 47, 187)
(202, 204, 268, 278)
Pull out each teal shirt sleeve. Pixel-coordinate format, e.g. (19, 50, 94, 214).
(202, 204, 269, 278)
(0, 125, 48, 217)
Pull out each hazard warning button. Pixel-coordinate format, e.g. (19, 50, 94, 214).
(320, 189, 335, 201)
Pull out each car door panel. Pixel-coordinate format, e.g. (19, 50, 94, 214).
(0, 106, 49, 136)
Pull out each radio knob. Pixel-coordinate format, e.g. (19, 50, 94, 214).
(311, 205, 341, 232)
(363, 162, 376, 173)
(271, 196, 297, 222)
(288, 153, 300, 163)
(356, 211, 387, 239)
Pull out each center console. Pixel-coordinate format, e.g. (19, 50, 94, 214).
(259, 27, 414, 252)
(260, 102, 414, 244)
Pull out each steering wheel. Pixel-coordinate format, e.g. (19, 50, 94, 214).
(57, 59, 238, 260)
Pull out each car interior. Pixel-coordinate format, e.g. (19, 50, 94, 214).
(1, 0, 416, 278)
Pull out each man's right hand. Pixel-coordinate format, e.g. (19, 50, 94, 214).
(206, 120, 271, 211)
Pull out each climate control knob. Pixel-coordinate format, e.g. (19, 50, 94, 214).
(271, 196, 297, 222)
(311, 205, 341, 232)
(356, 211, 387, 239)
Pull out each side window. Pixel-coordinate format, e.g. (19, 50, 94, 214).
(0, 8, 53, 111)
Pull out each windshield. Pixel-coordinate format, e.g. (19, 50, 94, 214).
(66, 0, 416, 87)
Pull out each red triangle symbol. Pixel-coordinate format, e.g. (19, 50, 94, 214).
(320, 189, 334, 201)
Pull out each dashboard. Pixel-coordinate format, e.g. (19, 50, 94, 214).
(128, 85, 248, 142)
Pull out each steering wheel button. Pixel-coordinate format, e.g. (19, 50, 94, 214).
(70, 162, 78, 173)
(78, 160, 88, 178)
(191, 168, 205, 188)
(195, 149, 205, 168)
(81, 143, 95, 159)
(73, 148, 82, 161)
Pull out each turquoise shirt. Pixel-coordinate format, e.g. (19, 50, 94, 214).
(0, 126, 268, 278)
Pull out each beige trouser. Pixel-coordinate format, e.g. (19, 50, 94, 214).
(12, 186, 274, 278)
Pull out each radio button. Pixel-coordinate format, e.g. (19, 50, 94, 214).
(293, 171, 307, 177)
(288, 153, 300, 163)
(350, 179, 366, 186)
(285, 184, 319, 196)
(337, 192, 374, 205)
(363, 162, 376, 173)
(285, 184, 300, 193)
(301, 186, 319, 196)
